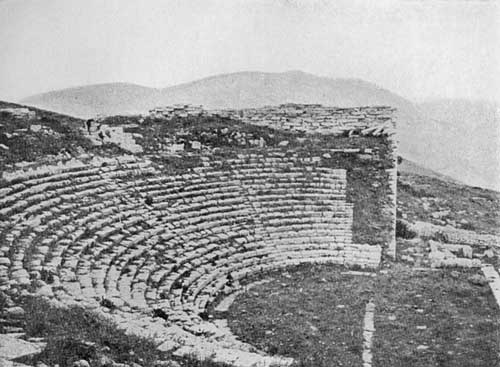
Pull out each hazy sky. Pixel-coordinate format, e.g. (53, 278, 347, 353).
(0, 0, 498, 102)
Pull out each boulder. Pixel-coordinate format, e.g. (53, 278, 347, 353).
(484, 249, 495, 258)
(98, 355, 114, 367)
(36, 284, 54, 298)
(73, 360, 90, 367)
(0, 334, 42, 360)
(468, 274, 488, 286)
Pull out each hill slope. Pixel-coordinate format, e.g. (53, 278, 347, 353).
(22, 82, 159, 118)
(22, 71, 419, 118)
(0, 101, 123, 168)
(21, 71, 499, 191)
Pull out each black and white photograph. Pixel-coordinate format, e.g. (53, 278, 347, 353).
(0, 1, 498, 366)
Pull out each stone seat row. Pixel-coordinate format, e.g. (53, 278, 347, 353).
(1, 201, 350, 300)
(0, 155, 384, 365)
(0, 157, 150, 198)
(0, 160, 160, 288)
(51, 208, 352, 314)
(54, 235, 374, 317)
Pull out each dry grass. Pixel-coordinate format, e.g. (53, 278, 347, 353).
(223, 263, 500, 367)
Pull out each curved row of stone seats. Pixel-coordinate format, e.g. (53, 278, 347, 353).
(0, 156, 158, 292)
(219, 156, 353, 246)
(86, 168, 256, 312)
(0, 155, 142, 204)
(2, 154, 356, 307)
(131, 157, 358, 318)
(181, 243, 381, 314)
(67, 157, 352, 318)
(52, 209, 161, 306)
(0, 154, 380, 366)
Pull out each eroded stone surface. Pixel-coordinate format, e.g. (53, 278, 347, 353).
(0, 334, 44, 360)
(482, 265, 500, 308)
(362, 299, 375, 367)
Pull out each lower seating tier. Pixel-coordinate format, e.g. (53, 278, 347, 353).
(0, 155, 383, 366)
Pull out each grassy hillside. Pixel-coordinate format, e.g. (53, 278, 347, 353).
(22, 83, 158, 118)
(398, 159, 500, 236)
(0, 101, 124, 170)
(398, 158, 458, 183)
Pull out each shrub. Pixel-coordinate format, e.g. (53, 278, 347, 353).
(460, 222, 476, 231)
(398, 181, 428, 198)
(396, 220, 417, 239)
(99, 298, 116, 310)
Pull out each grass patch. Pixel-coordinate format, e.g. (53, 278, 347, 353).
(398, 172, 500, 235)
(225, 264, 376, 367)
(22, 296, 164, 367)
(20, 296, 231, 367)
(373, 265, 500, 367)
(396, 220, 417, 239)
(224, 264, 500, 367)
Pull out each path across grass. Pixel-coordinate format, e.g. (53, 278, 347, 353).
(222, 263, 500, 367)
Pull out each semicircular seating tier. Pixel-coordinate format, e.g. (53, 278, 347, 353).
(0, 154, 380, 366)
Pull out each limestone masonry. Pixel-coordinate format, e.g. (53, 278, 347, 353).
(215, 103, 395, 136)
(150, 103, 396, 136)
(0, 104, 397, 366)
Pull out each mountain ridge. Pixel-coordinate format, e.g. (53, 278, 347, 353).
(19, 71, 499, 191)
(22, 71, 416, 116)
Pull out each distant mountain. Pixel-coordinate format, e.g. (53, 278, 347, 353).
(416, 99, 499, 191)
(22, 82, 158, 118)
(20, 71, 499, 191)
(22, 71, 419, 117)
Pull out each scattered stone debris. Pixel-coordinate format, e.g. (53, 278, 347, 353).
(467, 274, 488, 286)
(429, 240, 482, 268)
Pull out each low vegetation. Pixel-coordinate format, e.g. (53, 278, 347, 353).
(395, 220, 417, 239)
(373, 265, 500, 367)
(17, 296, 231, 367)
(224, 263, 500, 367)
(21, 296, 164, 366)
(398, 169, 500, 236)
(0, 101, 125, 170)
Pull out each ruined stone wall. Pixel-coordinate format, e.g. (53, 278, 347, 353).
(212, 104, 398, 257)
(214, 104, 395, 136)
